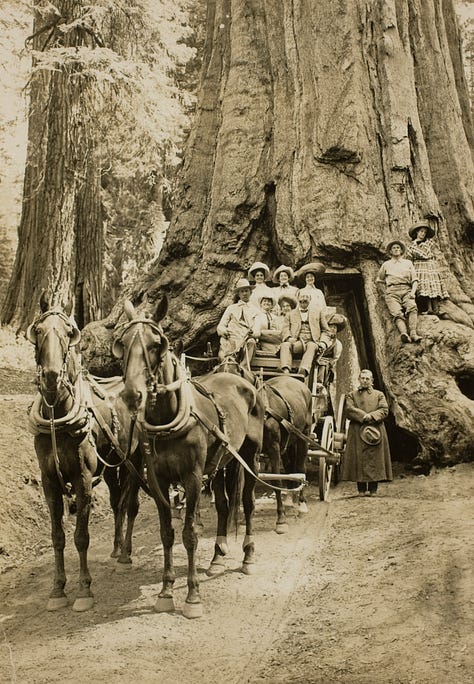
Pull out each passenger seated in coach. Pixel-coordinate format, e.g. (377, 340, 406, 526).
(279, 292, 332, 378)
(316, 312, 347, 385)
(216, 278, 261, 368)
(254, 294, 283, 355)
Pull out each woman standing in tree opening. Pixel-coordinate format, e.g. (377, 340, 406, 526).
(406, 222, 449, 318)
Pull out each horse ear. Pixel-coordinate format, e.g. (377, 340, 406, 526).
(25, 323, 37, 345)
(124, 300, 136, 321)
(69, 326, 81, 346)
(39, 291, 49, 313)
(112, 339, 124, 359)
(154, 296, 168, 323)
(173, 339, 184, 356)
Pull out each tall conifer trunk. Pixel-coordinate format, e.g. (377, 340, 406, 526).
(1, 0, 102, 329)
(101, 0, 473, 468)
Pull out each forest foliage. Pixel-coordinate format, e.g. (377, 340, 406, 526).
(0, 0, 473, 313)
(0, 0, 206, 313)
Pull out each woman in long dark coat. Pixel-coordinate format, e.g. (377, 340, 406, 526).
(341, 369, 393, 496)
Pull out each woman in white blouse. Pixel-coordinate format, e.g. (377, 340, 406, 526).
(295, 262, 327, 311)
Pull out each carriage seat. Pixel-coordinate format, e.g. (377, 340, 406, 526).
(250, 352, 305, 380)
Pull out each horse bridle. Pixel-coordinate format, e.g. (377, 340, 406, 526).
(113, 318, 181, 401)
(27, 310, 80, 408)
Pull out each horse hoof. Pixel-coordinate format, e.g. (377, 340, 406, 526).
(115, 559, 132, 572)
(241, 562, 255, 576)
(206, 562, 225, 577)
(182, 601, 203, 619)
(154, 596, 175, 613)
(298, 502, 308, 514)
(47, 596, 68, 611)
(275, 522, 289, 535)
(72, 596, 94, 612)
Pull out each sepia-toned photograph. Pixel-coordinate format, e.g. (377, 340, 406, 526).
(0, 1, 473, 682)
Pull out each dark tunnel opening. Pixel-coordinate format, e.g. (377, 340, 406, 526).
(322, 270, 420, 466)
(454, 372, 474, 400)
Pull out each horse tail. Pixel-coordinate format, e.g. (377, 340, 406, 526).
(226, 459, 244, 537)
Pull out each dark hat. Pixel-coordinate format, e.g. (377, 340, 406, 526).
(273, 265, 295, 283)
(386, 240, 406, 255)
(327, 313, 347, 331)
(278, 295, 297, 309)
(248, 261, 270, 279)
(295, 261, 326, 281)
(408, 223, 436, 240)
(359, 424, 382, 446)
(234, 277, 254, 293)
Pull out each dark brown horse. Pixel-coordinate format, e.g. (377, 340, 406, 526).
(212, 358, 312, 532)
(263, 376, 312, 531)
(113, 298, 264, 618)
(26, 297, 142, 612)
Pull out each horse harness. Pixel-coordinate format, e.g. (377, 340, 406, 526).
(28, 310, 147, 498)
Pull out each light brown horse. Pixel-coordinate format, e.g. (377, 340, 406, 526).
(113, 298, 264, 618)
(26, 296, 142, 612)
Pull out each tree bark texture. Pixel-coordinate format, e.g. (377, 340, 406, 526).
(85, 0, 474, 467)
(1, 1, 103, 330)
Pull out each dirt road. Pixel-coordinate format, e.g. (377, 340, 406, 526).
(0, 462, 472, 684)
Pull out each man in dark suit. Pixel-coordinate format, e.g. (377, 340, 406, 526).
(279, 293, 332, 376)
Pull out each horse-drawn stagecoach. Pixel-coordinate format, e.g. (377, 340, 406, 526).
(184, 319, 349, 506)
(26, 294, 348, 617)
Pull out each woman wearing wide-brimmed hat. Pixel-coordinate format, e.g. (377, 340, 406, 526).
(272, 265, 298, 306)
(216, 278, 261, 367)
(248, 261, 274, 307)
(375, 240, 422, 343)
(294, 261, 327, 312)
(406, 222, 449, 318)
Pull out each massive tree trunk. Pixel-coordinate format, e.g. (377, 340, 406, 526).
(1, 1, 103, 330)
(84, 0, 474, 468)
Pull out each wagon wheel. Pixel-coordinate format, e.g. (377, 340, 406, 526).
(319, 415, 334, 501)
(333, 394, 348, 484)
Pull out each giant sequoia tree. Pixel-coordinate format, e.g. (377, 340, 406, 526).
(87, 0, 474, 467)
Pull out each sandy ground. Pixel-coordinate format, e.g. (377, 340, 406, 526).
(0, 360, 473, 684)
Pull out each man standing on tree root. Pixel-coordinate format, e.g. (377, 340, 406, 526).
(376, 240, 422, 343)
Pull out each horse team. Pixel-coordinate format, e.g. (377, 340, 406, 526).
(26, 295, 315, 618)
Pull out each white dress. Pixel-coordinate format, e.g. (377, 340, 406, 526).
(249, 283, 275, 307)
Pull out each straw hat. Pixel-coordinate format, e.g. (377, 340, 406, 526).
(278, 295, 297, 309)
(359, 425, 382, 446)
(386, 240, 406, 255)
(248, 262, 270, 280)
(233, 278, 254, 293)
(295, 261, 326, 280)
(327, 313, 347, 331)
(408, 223, 436, 240)
(273, 265, 295, 283)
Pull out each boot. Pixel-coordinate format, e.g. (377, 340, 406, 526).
(407, 311, 422, 343)
(395, 318, 410, 343)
